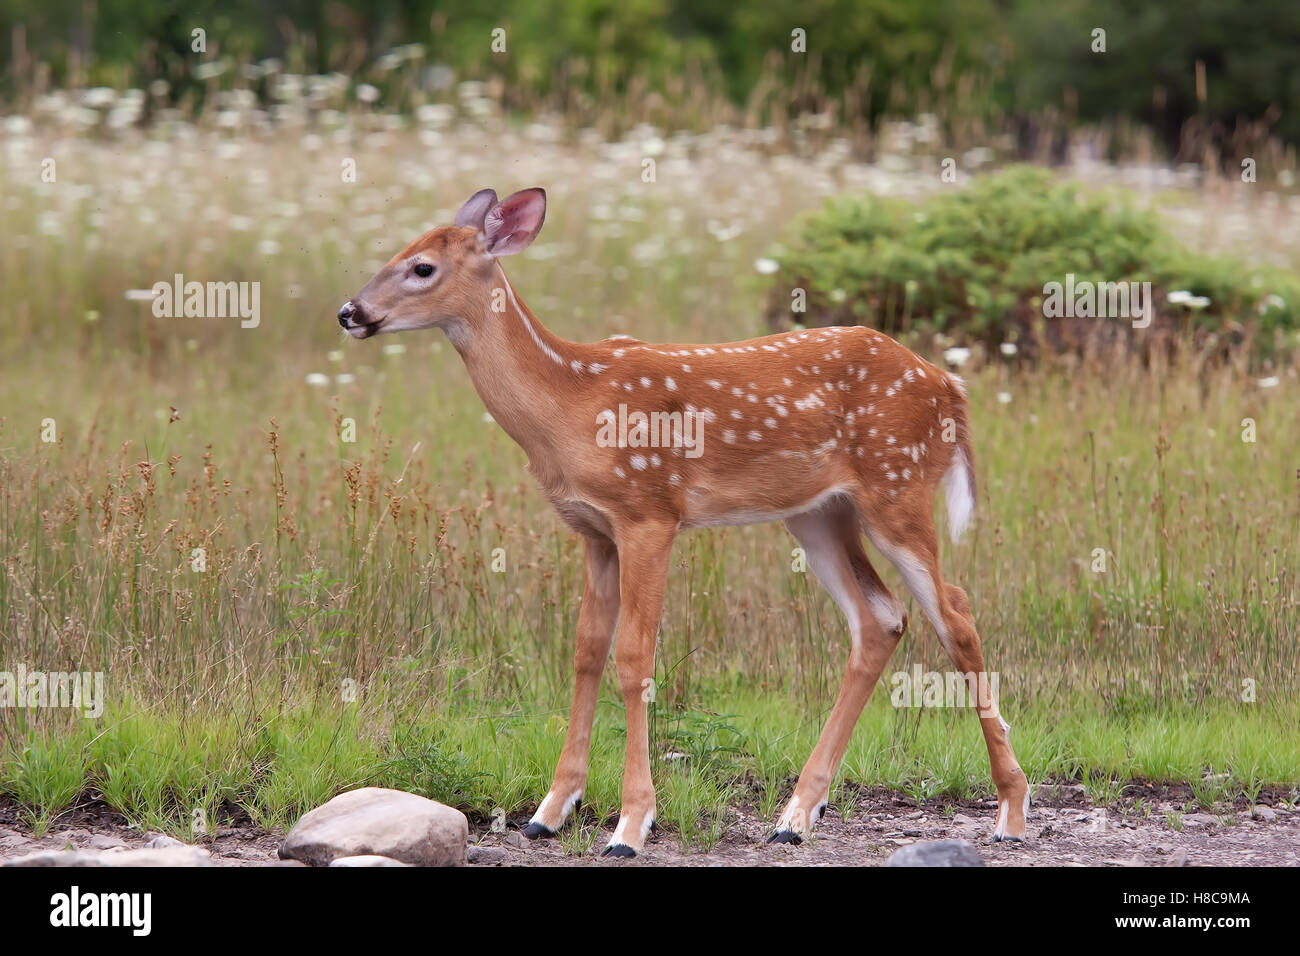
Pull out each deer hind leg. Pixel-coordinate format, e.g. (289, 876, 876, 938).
(770, 498, 907, 844)
(524, 534, 620, 839)
(864, 512, 1030, 842)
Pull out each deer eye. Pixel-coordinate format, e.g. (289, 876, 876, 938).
(413, 263, 435, 278)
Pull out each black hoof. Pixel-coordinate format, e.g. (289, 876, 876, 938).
(602, 843, 637, 858)
(767, 829, 803, 845)
(992, 832, 1025, 843)
(521, 821, 555, 840)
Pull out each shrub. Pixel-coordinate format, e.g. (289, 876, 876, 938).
(766, 166, 1298, 359)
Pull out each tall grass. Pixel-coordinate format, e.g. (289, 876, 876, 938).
(1, 114, 1297, 841)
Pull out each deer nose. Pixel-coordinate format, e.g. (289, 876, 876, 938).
(337, 301, 356, 326)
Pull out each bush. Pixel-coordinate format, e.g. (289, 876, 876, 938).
(766, 166, 1298, 358)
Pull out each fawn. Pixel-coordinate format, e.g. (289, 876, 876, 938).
(338, 187, 1029, 857)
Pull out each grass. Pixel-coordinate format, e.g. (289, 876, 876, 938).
(4, 690, 1296, 841)
(0, 111, 1298, 849)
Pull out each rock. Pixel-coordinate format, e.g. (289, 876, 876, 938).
(145, 834, 186, 849)
(885, 839, 984, 868)
(505, 830, 526, 848)
(5, 846, 211, 867)
(950, 814, 978, 827)
(1181, 813, 1218, 828)
(328, 855, 411, 867)
(1169, 848, 1189, 867)
(87, 834, 126, 850)
(279, 787, 467, 867)
(1251, 805, 1277, 822)
(466, 845, 506, 865)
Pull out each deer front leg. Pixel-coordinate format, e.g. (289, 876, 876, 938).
(603, 519, 676, 858)
(524, 535, 620, 839)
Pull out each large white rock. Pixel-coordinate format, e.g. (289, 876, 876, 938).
(279, 788, 468, 867)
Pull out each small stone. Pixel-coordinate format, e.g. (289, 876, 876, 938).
(1170, 848, 1189, 867)
(885, 839, 983, 868)
(145, 834, 186, 849)
(1182, 813, 1218, 828)
(1251, 805, 1277, 822)
(329, 855, 411, 867)
(467, 845, 507, 865)
(505, 831, 526, 848)
(950, 814, 978, 826)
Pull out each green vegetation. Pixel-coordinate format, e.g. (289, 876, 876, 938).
(5, 693, 1297, 841)
(3, 1, 1299, 151)
(769, 166, 1300, 351)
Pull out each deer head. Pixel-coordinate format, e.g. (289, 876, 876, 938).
(337, 187, 546, 339)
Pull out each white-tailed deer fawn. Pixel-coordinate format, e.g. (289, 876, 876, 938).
(338, 187, 1029, 857)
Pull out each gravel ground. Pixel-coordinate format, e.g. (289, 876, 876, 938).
(3, 783, 1296, 867)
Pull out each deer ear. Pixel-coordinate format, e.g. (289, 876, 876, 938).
(455, 188, 498, 231)
(483, 188, 546, 257)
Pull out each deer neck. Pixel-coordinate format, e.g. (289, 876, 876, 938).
(448, 264, 579, 478)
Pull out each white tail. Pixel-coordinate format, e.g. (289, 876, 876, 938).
(943, 446, 976, 542)
(337, 186, 1029, 856)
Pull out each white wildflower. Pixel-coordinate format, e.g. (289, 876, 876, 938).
(943, 347, 972, 367)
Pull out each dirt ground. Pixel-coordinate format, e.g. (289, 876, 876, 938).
(2, 784, 1296, 867)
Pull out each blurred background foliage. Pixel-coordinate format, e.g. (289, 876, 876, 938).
(2, 0, 1298, 152)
